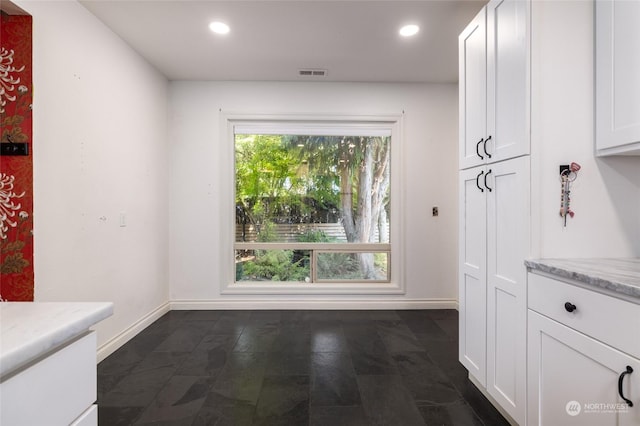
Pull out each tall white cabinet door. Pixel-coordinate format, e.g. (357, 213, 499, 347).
(528, 311, 640, 426)
(459, 8, 487, 170)
(486, 0, 530, 163)
(595, 0, 640, 155)
(458, 166, 488, 385)
(485, 156, 529, 424)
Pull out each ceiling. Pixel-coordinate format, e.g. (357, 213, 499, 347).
(79, 0, 486, 83)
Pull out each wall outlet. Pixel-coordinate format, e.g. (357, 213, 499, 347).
(432, 207, 439, 217)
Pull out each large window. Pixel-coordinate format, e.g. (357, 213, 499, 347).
(233, 122, 392, 284)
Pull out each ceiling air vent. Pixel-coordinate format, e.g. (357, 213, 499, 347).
(298, 69, 327, 77)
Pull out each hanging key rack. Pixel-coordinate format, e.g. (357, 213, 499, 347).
(559, 162, 581, 227)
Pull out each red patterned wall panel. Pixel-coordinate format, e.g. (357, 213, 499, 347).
(1, 13, 33, 301)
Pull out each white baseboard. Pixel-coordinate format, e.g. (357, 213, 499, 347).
(170, 298, 458, 310)
(96, 301, 170, 363)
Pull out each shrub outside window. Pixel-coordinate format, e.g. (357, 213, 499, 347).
(234, 124, 391, 284)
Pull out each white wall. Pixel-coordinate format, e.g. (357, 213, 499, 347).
(18, 0, 170, 356)
(169, 82, 459, 308)
(531, 0, 640, 258)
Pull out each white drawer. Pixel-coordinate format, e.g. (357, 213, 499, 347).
(528, 272, 640, 358)
(0, 332, 97, 426)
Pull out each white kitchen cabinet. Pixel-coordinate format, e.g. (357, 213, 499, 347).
(459, 0, 530, 170)
(459, 155, 529, 423)
(528, 273, 640, 425)
(595, 0, 640, 156)
(458, 1, 530, 423)
(1, 332, 98, 426)
(0, 302, 112, 426)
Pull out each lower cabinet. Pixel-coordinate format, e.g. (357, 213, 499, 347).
(0, 332, 98, 426)
(527, 273, 640, 425)
(459, 156, 529, 424)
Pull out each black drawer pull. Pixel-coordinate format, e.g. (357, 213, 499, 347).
(484, 169, 493, 192)
(484, 135, 492, 158)
(476, 170, 485, 192)
(564, 302, 577, 313)
(618, 366, 634, 407)
(476, 138, 484, 160)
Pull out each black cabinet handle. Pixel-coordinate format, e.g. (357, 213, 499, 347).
(564, 302, 577, 313)
(476, 138, 484, 160)
(618, 366, 634, 407)
(484, 169, 492, 192)
(476, 170, 485, 192)
(484, 135, 492, 158)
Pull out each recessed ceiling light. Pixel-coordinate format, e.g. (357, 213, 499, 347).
(399, 24, 420, 37)
(209, 21, 230, 35)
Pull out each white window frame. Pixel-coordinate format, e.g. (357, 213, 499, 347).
(220, 112, 405, 295)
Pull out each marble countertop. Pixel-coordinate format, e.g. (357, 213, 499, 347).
(0, 302, 113, 378)
(525, 258, 640, 301)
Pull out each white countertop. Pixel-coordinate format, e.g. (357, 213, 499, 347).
(0, 302, 113, 378)
(525, 258, 640, 301)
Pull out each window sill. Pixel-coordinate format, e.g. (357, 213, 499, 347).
(221, 281, 405, 295)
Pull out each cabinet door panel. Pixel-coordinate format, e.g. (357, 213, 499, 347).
(459, 8, 487, 170)
(458, 167, 487, 385)
(528, 311, 640, 426)
(461, 274, 487, 378)
(491, 287, 517, 400)
(461, 168, 487, 273)
(486, 156, 529, 423)
(487, 0, 530, 162)
(596, 0, 640, 154)
(487, 157, 529, 290)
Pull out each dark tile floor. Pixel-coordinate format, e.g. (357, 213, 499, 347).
(97, 310, 510, 426)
